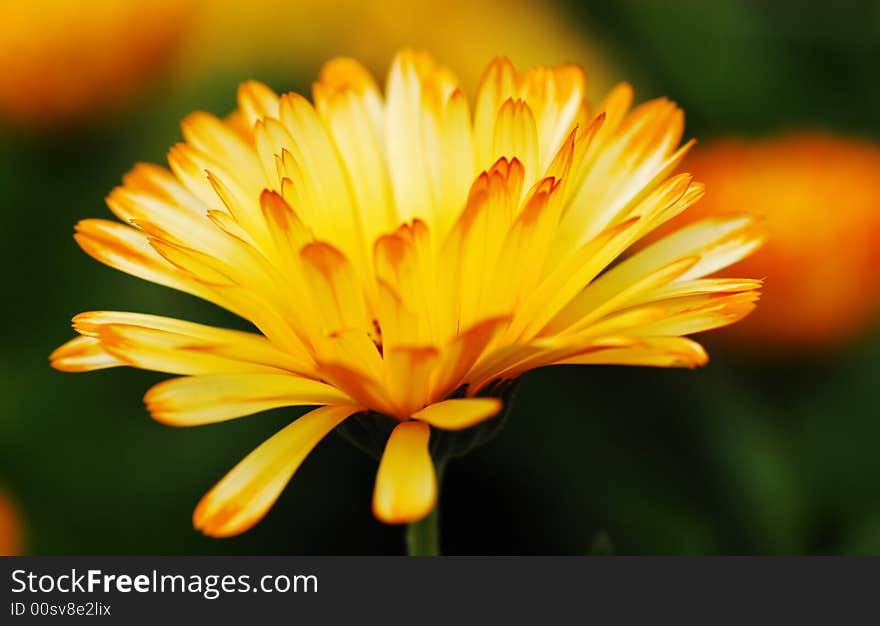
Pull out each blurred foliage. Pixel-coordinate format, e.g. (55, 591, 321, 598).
(1, 0, 879, 554)
(577, 0, 880, 138)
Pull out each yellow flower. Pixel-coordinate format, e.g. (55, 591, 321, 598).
(51, 51, 762, 536)
(0, 0, 191, 127)
(657, 133, 880, 352)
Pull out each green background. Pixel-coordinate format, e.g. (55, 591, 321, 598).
(1, 0, 879, 554)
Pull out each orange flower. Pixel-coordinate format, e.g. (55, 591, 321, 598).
(660, 134, 880, 351)
(52, 51, 761, 536)
(0, 0, 191, 127)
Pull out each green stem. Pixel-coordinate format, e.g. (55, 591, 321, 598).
(406, 460, 445, 556)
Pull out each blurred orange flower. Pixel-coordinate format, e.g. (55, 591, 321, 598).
(0, 0, 191, 127)
(662, 134, 880, 351)
(0, 0, 617, 128)
(0, 487, 22, 555)
(178, 0, 619, 100)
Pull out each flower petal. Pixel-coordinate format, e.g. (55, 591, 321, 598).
(543, 255, 699, 337)
(429, 315, 509, 400)
(74, 219, 216, 301)
(237, 80, 280, 129)
(625, 291, 760, 337)
(300, 241, 371, 336)
(144, 373, 354, 426)
(385, 50, 463, 226)
(180, 111, 265, 193)
(519, 64, 587, 171)
(474, 57, 518, 168)
(313, 58, 397, 243)
(372, 421, 436, 524)
(563, 97, 690, 246)
(194, 404, 360, 537)
(493, 98, 539, 185)
(71, 311, 312, 376)
(49, 336, 124, 372)
(384, 345, 439, 418)
(119, 162, 204, 215)
(554, 336, 708, 368)
(276, 92, 370, 267)
(412, 398, 502, 431)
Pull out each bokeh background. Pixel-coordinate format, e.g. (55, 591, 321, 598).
(2, 0, 879, 555)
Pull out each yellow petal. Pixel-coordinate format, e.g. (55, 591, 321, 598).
(252, 116, 296, 189)
(429, 316, 509, 400)
(166, 141, 268, 249)
(544, 255, 699, 337)
(628, 172, 704, 232)
(180, 111, 265, 193)
(492, 98, 539, 186)
(237, 80, 280, 129)
(277, 92, 369, 268)
(471, 335, 637, 388)
(317, 361, 397, 418)
(149, 237, 235, 286)
(632, 278, 765, 306)
(384, 345, 439, 418)
(73, 219, 219, 303)
(372, 421, 436, 524)
(384, 50, 462, 226)
(119, 161, 205, 215)
(49, 336, 124, 372)
(313, 58, 396, 243)
(620, 215, 764, 288)
(72, 311, 312, 376)
(474, 57, 518, 168)
(433, 88, 475, 240)
(489, 176, 565, 313)
(257, 191, 320, 317)
(440, 158, 523, 333)
(259, 189, 313, 253)
(144, 373, 354, 426)
(106, 184, 230, 252)
(562, 97, 690, 246)
(203, 170, 270, 246)
(519, 64, 587, 171)
(465, 338, 556, 395)
(554, 336, 708, 368)
(194, 404, 360, 537)
(165, 143, 224, 212)
(300, 242, 371, 336)
(315, 58, 384, 134)
(560, 306, 668, 343)
(374, 220, 435, 348)
(627, 291, 760, 337)
(412, 398, 502, 431)
(508, 216, 643, 342)
(596, 82, 635, 132)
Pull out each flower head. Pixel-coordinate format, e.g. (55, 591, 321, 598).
(52, 51, 762, 535)
(659, 133, 880, 352)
